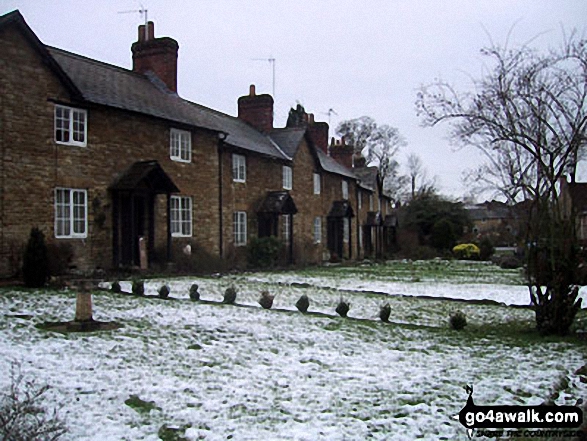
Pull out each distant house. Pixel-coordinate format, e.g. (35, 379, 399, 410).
(465, 201, 518, 246)
(0, 10, 398, 276)
(559, 177, 587, 247)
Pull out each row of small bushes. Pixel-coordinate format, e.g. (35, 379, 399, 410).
(111, 281, 468, 330)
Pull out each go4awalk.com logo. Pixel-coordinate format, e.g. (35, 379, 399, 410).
(454, 385, 584, 439)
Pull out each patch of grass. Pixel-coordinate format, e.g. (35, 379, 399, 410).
(124, 395, 160, 414)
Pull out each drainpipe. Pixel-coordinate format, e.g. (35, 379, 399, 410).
(217, 132, 227, 258)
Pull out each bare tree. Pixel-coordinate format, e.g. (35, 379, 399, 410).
(406, 153, 437, 200)
(417, 32, 587, 335)
(336, 116, 408, 200)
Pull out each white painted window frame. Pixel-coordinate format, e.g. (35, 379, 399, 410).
(170, 128, 192, 163)
(55, 188, 88, 238)
(54, 104, 87, 147)
(170, 195, 193, 237)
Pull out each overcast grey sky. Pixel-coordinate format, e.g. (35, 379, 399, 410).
(3, 0, 586, 200)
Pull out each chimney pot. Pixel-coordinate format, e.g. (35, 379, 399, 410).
(138, 24, 146, 41)
(147, 21, 155, 41)
(132, 22, 179, 93)
(309, 113, 315, 124)
(249, 84, 256, 96)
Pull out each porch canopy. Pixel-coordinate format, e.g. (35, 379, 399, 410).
(109, 160, 179, 268)
(110, 160, 179, 193)
(257, 191, 298, 215)
(327, 200, 354, 218)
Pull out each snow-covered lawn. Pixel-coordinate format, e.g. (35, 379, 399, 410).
(0, 261, 585, 440)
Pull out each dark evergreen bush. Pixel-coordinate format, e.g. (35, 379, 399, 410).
(189, 284, 200, 301)
(158, 285, 170, 299)
(22, 227, 49, 288)
(258, 290, 274, 309)
(336, 299, 350, 318)
(246, 236, 283, 269)
(295, 294, 310, 313)
(449, 310, 467, 330)
(132, 280, 145, 296)
(111, 281, 122, 293)
(379, 303, 391, 322)
(223, 286, 237, 304)
(479, 237, 495, 261)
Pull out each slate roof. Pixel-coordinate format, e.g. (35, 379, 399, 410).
(47, 47, 289, 161)
(3, 9, 365, 180)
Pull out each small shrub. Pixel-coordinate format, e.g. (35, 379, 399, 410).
(132, 280, 145, 296)
(499, 255, 522, 269)
(22, 227, 49, 288)
(111, 281, 122, 293)
(223, 286, 237, 304)
(336, 299, 350, 318)
(379, 303, 391, 323)
(452, 243, 480, 260)
(295, 294, 310, 313)
(258, 290, 274, 309)
(189, 284, 200, 301)
(158, 285, 170, 299)
(478, 237, 495, 261)
(0, 363, 67, 440)
(46, 242, 74, 276)
(246, 236, 284, 269)
(449, 310, 467, 330)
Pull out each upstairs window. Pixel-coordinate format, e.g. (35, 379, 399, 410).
(283, 166, 293, 190)
(55, 105, 87, 146)
(55, 188, 87, 238)
(170, 128, 192, 162)
(313, 173, 321, 195)
(232, 154, 246, 182)
(170, 196, 192, 237)
(342, 180, 349, 200)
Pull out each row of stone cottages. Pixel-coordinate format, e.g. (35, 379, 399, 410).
(0, 10, 398, 277)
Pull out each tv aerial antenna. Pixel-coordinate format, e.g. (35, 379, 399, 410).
(118, 3, 149, 27)
(322, 108, 338, 127)
(252, 56, 276, 99)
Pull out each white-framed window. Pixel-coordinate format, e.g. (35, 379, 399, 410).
(233, 211, 247, 246)
(232, 154, 246, 182)
(55, 188, 87, 238)
(313, 217, 322, 244)
(343, 217, 350, 243)
(313, 173, 321, 195)
(282, 214, 291, 243)
(55, 105, 87, 147)
(170, 196, 192, 237)
(283, 166, 293, 190)
(342, 180, 349, 200)
(170, 128, 192, 162)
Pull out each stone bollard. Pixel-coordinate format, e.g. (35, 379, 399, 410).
(74, 280, 93, 322)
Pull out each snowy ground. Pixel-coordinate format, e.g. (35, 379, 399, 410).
(0, 261, 585, 440)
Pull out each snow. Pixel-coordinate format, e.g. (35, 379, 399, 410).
(0, 262, 585, 440)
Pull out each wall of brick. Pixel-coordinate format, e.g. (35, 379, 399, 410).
(0, 25, 220, 276)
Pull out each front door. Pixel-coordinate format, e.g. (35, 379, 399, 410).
(327, 218, 344, 259)
(114, 192, 154, 267)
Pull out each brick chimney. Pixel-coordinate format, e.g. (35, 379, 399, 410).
(306, 113, 329, 155)
(132, 21, 179, 93)
(237, 85, 274, 132)
(330, 137, 354, 169)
